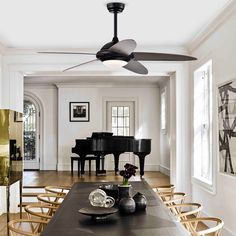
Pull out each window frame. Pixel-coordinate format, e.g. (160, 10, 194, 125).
(160, 87, 167, 133)
(111, 105, 130, 136)
(192, 59, 216, 194)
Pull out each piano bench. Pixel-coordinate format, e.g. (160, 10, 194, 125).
(71, 155, 97, 176)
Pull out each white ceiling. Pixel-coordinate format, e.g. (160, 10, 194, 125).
(0, 0, 231, 84)
(0, 0, 231, 49)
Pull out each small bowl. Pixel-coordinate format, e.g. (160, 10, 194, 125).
(99, 184, 119, 200)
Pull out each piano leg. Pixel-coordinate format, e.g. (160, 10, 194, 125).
(113, 153, 120, 175)
(80, 155, 86, 175)
(96, 155, 100, 175)
(137, 154, 146, 177)
(96, 154, 106, 175)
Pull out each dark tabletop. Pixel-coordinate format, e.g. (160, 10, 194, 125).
(41, 181, 189, 236)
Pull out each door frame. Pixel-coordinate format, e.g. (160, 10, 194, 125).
(24, 92, 44, 170)
(102, 97, 139, 166)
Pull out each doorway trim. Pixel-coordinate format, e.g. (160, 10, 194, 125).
(24, 91, 44, 170)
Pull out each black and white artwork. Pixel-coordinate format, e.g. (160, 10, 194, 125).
(218, 81, 236, 175)
(69, 102, 90, 122)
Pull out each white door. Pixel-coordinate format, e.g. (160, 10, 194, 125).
(106, 101, 135, 170)
(23, 98, 40, 170)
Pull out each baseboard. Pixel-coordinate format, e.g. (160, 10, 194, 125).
(42, 163, 57, 170)
(57, 163, 160, 172)
(142, 164, 160, 171)
(200, 211, 235, 236)
(57, 163, 97, 171)
(159, 164, 170, 176)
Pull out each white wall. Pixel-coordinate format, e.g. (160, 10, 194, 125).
(190, 9, 236, 236)
(57, 84, 160, 172)
(24, 85, 58, 170)
(159, 78, 171, 176)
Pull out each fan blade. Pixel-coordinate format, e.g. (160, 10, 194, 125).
(38, 51, 96, 55)
(63, 59, 98, 72)
(109, 39, 137, 56)
(133, 52, 197, 61)
(124, 59, 148, 75)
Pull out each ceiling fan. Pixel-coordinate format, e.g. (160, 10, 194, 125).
(39, 2, 197, 75)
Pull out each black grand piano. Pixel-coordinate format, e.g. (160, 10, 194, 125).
(72, 132, 151, 176)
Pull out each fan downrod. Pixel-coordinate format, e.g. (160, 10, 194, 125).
(107, 2, 125, 13)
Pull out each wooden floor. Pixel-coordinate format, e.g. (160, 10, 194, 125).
(0, 170, 169, 236)
(22, 170, 170, 188)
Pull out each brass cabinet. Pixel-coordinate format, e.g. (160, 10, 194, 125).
(0, 109, 23, 185)
(0, 109, 23, 228)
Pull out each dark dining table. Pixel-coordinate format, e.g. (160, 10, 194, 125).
(41, 181, 189, 236)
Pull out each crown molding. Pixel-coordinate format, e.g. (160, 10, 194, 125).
(54, 82, 159, 88)
(24, 83, 57, 89)
(187, 0, 236, 53)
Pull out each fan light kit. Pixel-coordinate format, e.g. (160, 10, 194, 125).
(39, 2, 197, 75)
(103, 59, 128, 68)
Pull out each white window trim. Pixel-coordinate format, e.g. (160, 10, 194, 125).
(191, 57, 216, 195)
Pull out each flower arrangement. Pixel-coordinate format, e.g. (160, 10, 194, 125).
(120, 163, 138, 186)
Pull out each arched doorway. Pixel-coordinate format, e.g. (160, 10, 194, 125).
(23, 97, 40, 170)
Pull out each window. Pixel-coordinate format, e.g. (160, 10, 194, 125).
(111, 106, 130, 136)
(161, 88, 167, 130)
(193, 60, 213, 186)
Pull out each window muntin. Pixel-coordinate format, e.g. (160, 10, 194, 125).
(111, 106, 130, 136)
(193, 60, 213, 185)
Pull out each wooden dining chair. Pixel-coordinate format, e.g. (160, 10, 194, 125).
(159, 192, 186, 206)
(37, 193, 65, 208)
(8, 219, 47, 236)
(44, 185, 71, 196)
(181, 217, 224, 235)
(153, 184, 175, 195)
(168, 203, 203, 221)
(25, 203, 58, 222)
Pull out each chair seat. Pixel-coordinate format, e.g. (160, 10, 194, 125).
(71, 155, 97, 175)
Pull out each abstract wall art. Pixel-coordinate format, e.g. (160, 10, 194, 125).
(218, 80, 236, 176)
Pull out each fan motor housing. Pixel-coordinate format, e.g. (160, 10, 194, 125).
(96, 49, 131, 62)
(107, 2, 125, 13)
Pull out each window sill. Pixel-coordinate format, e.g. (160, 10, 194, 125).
(192, 177, 216, 195)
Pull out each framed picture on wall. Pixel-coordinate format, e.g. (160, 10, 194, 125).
(69, 102, 90, 122)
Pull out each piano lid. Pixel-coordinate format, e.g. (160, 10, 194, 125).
(91, 132, 113, 138)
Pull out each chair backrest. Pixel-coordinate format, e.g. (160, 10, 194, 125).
(153, 184, 175, 195)
(44, 185, 71, 196)
(168, 203, 202, 221)
(160, 192, 186, 206)
(37, 193, 65, 207)
(25, 203, 58, 221)
(8, 219, 47, 236)
(181, 217, 224, 236)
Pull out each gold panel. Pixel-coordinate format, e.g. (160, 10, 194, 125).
(0, 110, 23, 186)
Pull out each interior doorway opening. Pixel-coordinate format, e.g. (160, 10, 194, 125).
(106, 101, 135, 170)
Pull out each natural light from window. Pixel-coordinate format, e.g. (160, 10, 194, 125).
(193, 60, 213, 186)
